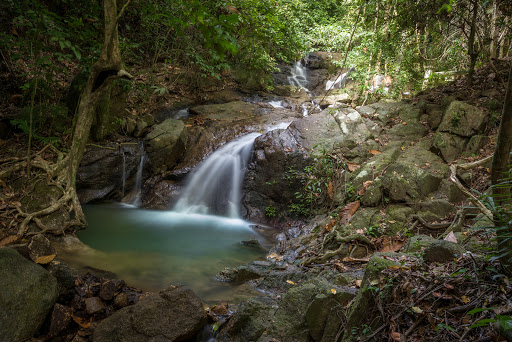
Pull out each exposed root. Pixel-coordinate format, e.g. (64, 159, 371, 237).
(449, 155, 493, 219)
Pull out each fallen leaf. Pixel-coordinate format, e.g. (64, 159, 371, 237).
(324, 218, 336, 233)
(411, 306, 423, 314)
(72, 315, 92, 329)
(379, 236, 406, 253)
(0, 235, 18, 247)
(35, 254, 56, 264)
(355, 279, 363, 288)
(461, 295, 470, 304)
(286, 280, 296, 285)
(347, 162, 360, 172)
(267, 252, 283, 261)
(402, 122, 407, 125)
(355, 229, 365, 234)
(444, 231, 458, 243)
(327, 181, 334, 199)
(444, 283, 455, 290)
(339, 201, 360, 225)
(331, 289, 337, 295)
(433, 292, 443, 298)
(369, 149, 382, 155)
(358, 180, 373, 196)
(391, 332, 401, 341)
(284, 147, 293, 152)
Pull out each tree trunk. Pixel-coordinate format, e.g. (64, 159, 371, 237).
(64, 0, 132, 223)
(491, 62, 512, 276)
(467, 0, 479, 87)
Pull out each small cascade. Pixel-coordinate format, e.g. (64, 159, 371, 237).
(268, 100, 285, 108)
(121, 150, 126, 198)
(174, 123, 291, 218)
(325, 68, 354, 91)
(287, 61, 309, 89)
(174, 133, 260, 218)
(122, 142, 146, 207)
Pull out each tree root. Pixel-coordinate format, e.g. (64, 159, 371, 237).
(449, 155, 493, 219)
(301, 231, 372, 266)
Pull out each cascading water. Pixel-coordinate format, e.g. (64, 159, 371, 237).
(325, 68, 354, 91)
(174, 133, 260, 218)
(122, 142, 145, 206)
(121, 150, 126, 198)
(287, 61, 309, 89)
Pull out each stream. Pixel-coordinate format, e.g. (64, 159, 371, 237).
(56, 203, 268, 302)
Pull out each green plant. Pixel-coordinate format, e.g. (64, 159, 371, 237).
(265, 206, 277, 218)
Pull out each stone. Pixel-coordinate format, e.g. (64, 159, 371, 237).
(415, 199, 456, 221)
(93, 286, 207, 342)
(47, 259, 80, 303)
(332, 108, 373, 145)
(464, 135, 488, 156)
(49, 304, 73, 336)
(99, 280, 117, 301)
(438, 101, 488, 137)
(28, 234, 56, 262)
(114, 292, 129, 309)
(425, 103, 444, 130)
(431, 131, 468, 163)
(423, 240, 465, 263)
(85, 297, 105, 315)
(0, 247, 58, 342)
(402, 235, 438, 253)
(145, 118, 188, 173)
(317, 93, 351, 107)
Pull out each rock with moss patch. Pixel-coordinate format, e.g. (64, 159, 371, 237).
(403, 235, 438, 253)
(145, 118, 187, 173)
(423, 240, 465, 263)
(431, 131, 468, 163)
(0, 247, 58, 342)
(438, 101, 488, 137)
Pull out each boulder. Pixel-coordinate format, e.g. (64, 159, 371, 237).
(403, 235, 438, 253)
(77, 141, 141, 203)
(93, 286, 207, 342)
(306, 52, 343, 73)
(145, 118, 187, 174)
(0, 247, 58, 342)
(423, 240, 465, 263)
(438, 101, 488, 137)
(431, 131, 468, 163)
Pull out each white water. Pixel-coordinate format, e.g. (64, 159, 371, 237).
(268, 100, 285, 108)
(174, 123, 291, 218)
(121, 151, 126, 197)
(122, 142, 145, 207)
(325, 69, 352, 90)
(287, 62, 309, 89)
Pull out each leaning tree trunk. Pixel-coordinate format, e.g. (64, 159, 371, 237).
(491, 62, 512, 276)
(467, 0, 479, 87)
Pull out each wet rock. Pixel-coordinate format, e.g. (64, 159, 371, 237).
(114, 292, 129, 309)
(306, 52, 343, 73)
(0, 247, 58, 342)
(141, 178, 181, 209)
(316, 93, 351, 107)
(216, 262, 272, 282)
(145, 118, 187, 174)
(47, 259, 80, 303)
(77, 141, 140, 203)
(423, 240, 465, 263)
(431, 131, 468, 163)
(85, 297, 105, 315)
(49, 303, 73, 336)
(93, 286, 207, 342)
(99, 280, 117, 301)
(438, 101, 488, 137)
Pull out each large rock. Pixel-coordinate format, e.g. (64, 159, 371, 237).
(243, 127, 310, 223)
(431, 131, 468, 163)
(77, 141, 142, 203)
(93, 286, 207, 342)
(145, 118, 187, 174)
(438, 101, 488, 137)
(0, 247, 58, 342)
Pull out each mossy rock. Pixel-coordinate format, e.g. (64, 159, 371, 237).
(384, 204, 414, 234)
(351, 145, 402, 190)
(423, 240, 465, 263)
(415, 199, 456, 222)
(438, 101, 489, 137)
(431, 131, 468, 163)
(403, 235, 438, 253)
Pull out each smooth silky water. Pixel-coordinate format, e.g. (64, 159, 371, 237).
(57, 203, 268, 302)
(57, 124, 294, 302)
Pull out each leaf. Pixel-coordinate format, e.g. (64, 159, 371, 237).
(497, 315, 512, 331)
(331, 289, 337, 295)
(347, 162, 360, 172)
(339, 201, 360, 225)
(0, 235, 18, 247)
(391, 332, 401, 341)
(35, 254, 56, 264)
(327, 181, 334, 199)
(267, 252, 283, 261)
(369, 150, 382, 155)
(444, 231, 458, 243)
(411, 306, 423, 314)
(461, 295, 470, 304)
(355, 279, 363, 288)
(286, 280, 295, 285)
(468, 307, 498, 315)
(358, 180, 373, 196)
(72, 314, 92, 329)
(379, 236, 406, 253)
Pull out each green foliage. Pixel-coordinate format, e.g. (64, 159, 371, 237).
(265, 206, 277, 218)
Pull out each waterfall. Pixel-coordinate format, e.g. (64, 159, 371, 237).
(174, 133, 260, 218)
(325, 68, 354, 91)
(121, 150, 126, 198)
(122, 142, 145, 207)
(287, 62, 309, 89)
(174, 122, 291, 218)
